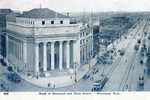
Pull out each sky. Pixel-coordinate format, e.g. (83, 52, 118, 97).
(0, 0, 150, 12)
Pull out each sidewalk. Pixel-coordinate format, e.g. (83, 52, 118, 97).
(17, 57, 97, 88)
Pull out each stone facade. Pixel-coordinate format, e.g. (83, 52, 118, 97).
(5, 8, 93, 77)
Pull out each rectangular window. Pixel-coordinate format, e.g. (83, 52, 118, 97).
(60, 20, 63, 24)
(80, 40, 82, 45)
(86, 32, 88, 35)
(51, 21, 54, 24)
(83, 32, 84, 36)
(80, 33, 82, 37)
(42, 21, 45, 25)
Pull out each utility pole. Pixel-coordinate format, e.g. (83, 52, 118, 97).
(74, 62, 78, 83)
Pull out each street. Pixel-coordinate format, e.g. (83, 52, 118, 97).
(0, 19, 150, 92)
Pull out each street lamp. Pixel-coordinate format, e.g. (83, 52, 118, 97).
(73, 62, 78, 83)
(88, 54, 91, 71)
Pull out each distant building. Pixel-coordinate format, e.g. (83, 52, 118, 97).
(5, 8, 93, 77)
(0, 9, 13, 31)
(80, 23, 93, 64)
(0, 9, 14, 59)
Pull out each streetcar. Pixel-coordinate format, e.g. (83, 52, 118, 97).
(91, 75, 108, 91)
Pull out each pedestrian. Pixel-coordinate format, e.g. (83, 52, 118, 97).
(90, 77, 94, 81)
(48, 83, 50, 87)
(36, 75, 38, 79)
(126, 84, 128, 89)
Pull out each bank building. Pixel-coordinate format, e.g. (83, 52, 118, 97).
(4, 8, 93, 87)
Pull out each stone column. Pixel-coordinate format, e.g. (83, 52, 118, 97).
(20, 42, 22, 61)
(14, 41, 16, 58)
(17, 42, 19, 59)
(51, 42, 55, 70)
(15, 42, 17, 58)
(43, 42, 47, 72)
(66, 41, 70, 69)
(59, 41, 63, 70)
(18, 42, 21, 60)
(18, 43, 20, 59)
(5, 33, 8, 64)
(23, 41, 27, 63)
(35, 43, 39, 74)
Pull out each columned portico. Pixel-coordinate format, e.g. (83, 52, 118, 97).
(33, 40, 78, 75)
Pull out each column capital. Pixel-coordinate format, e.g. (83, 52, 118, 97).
(59, 41, 63, 44)
(22, 40, 27, 43)
(43, 42, 47, 45)
(35, 42, 39, 46)
(67, 40, 71, 43)
(51, 41, 55, 44)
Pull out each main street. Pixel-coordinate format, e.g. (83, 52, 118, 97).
(0, 19, 149, 92)
(103, 19, 147, 91)
(53, 19, 149, 91)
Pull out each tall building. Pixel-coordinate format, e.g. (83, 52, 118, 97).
(0, 9, 13, 59)
(80, 23, 93, 64)
(5, 8, 93, 77)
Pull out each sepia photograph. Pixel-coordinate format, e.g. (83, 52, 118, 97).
(0, 1, 150, 96)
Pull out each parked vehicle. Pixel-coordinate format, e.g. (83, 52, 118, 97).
(7, 72, 21, 83)
(134, 44, 139, 51)
(140, 47, 145, 56)
(148, 35, 150, 40)
(140, 60, 143, 64)
(0, 79, 9, 91)
(119, 49, 125, 56)
(137, 39, 141, 44)
(138, 75, 144, 86)
(0, 58, 7, 66)
(82, 74, 90, 80)
(7, 66, 13, 72)
(91, 75, 108, 91)
(92, 68, 99, 74)
(147, 47, 150, 57)
(144, 32, 147, 36)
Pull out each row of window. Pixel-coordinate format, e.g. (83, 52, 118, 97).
(42, 20, 63, 25)
(80, 31, 90, 37)
(18, 20, 35, 25)
(17, 20, 64, 25)
(80, 36, 92, 45)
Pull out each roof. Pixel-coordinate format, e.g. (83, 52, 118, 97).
(0, 9, 12, 14)
(17, 8, 69, 18)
